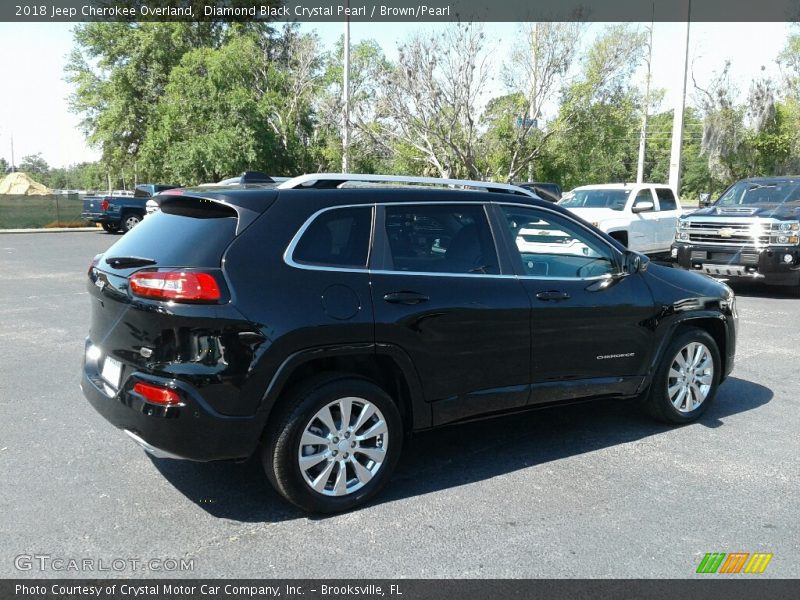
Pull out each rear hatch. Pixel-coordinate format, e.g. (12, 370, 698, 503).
(86, 190, 277, 383)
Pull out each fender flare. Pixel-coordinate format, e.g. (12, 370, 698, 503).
(637, 310, 732, 393)
(256, 342, 431, 431)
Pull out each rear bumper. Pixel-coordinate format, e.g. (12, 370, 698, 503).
(673, 244, 800, 286)
(81, 339, 263, 462)
(81, 212, 115, 224)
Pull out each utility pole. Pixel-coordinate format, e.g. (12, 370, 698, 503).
(669, 0, 691, 194)
(636, 5, 654, 184)
(342, 1, 351, 174)
(10, 134, 15, 172)
(527, 23, 539, 182)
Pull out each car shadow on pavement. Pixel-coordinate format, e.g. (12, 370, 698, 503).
(726, 282, 799, 299)
(149, 376, 771, 522)
(148, 454, 304, 522)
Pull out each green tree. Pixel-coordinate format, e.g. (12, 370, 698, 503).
(314, 38, 391, 173)
(140, 30, 322, 184)
(373, 24, 490, 179)
(496, 22, 586, 182)
(643, 108, 713, 200)
(0, 157, 9, 174)
(544, 89, 643, 189)
(66, 20, 277, 180)
(694, 61, 750, 183)
(19, 153, 49, 176)
(482, 25, 647, 185)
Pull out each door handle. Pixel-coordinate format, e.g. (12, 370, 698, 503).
(383, 291, 430, 305)
(535, 290, 570, 302)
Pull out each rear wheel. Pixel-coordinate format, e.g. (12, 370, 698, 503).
(263, 374, 403, 513)
(122, 212, 141, 233)
(101, 223, 119, 233)
(644, 327, 720, 424)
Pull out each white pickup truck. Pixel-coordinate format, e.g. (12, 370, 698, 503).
(559, 183, 682, 255)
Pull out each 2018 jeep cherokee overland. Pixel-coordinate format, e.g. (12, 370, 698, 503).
(81, 174, 738, 513)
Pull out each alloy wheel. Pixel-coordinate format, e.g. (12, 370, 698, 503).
(125, 215, 140, 231)
(297, 397, 388, 497)
(667, 341, 714, 413)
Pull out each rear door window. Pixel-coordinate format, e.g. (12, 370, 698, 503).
(655, 188, 678, 210)
(293, 206, 373, 268)
(380, 204, 499, 275)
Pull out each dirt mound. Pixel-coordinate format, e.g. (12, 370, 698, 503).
(0, 172, 52, 195)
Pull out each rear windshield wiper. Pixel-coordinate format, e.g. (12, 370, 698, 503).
(105, 256, 158, 269)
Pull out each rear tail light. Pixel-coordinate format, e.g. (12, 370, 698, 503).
(129, 270, 222, 302)
(100, 198, 110, 211)
(132, 382, 182, 406)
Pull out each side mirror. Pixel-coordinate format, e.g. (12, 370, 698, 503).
(631, 200, 654, 213)
(699, 193, 712, 207)
(622, 250, 645, 275)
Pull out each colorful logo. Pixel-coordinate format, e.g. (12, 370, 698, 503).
(697, 552, 773, 574)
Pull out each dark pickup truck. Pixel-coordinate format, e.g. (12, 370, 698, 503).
(82, 184, 179, 233)
(673, 176, 800, 290)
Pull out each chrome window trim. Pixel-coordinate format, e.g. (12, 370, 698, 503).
(284, 200, 623, 282)
(284, 204, 375, 273)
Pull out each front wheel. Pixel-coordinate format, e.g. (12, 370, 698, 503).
(643, 327, 721, 424)
(263, 374, 403, 513)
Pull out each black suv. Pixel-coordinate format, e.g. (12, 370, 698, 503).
(82, 176, 738, 513)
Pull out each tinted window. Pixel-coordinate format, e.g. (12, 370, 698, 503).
(294, 206, 372, 267)
(656, 188, 677, 210)
(501, 206, 616, 279)
(102, 204, 238, 270)
(382, 204, 498, 274)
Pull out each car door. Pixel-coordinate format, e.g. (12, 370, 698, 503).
(628, 187, 659, 253)
(654, 187, 681, 251)
(370, 201, 532, 425)
(493, 203, 658, 405)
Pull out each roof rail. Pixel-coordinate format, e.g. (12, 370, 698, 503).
(277, 173, 540, 198)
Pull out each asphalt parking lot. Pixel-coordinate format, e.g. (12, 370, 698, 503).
(0, 231, 797, 579)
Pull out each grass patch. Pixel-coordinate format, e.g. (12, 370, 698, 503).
(43, 220, 90, 228)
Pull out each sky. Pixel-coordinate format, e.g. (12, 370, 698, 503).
(0, 20, 792, 169)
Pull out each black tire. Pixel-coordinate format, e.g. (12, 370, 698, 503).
(262, 373, 403, 513)
(101, 223, 119, 233)
(121, 212, 142, 233)
(643, 327, 721, 424)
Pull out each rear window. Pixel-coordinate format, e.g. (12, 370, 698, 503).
(656, 188, 678, 210)
(101, 201, 238, 270)
(133, 185, 152, 198)
(293, 206, 372, 268)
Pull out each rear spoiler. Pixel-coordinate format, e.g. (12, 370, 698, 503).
(155, 188, 279, 235)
